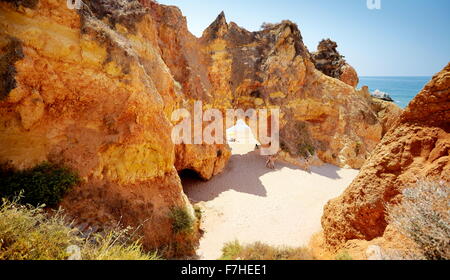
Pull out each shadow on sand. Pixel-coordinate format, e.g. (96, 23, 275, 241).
(181, 150, 342, 202)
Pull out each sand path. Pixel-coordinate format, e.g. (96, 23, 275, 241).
(182, 134, 358, 260)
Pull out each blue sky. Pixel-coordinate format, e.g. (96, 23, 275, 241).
(157, 0, 449, 76)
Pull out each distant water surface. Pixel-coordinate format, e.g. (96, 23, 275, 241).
(358, 76, 431, 108)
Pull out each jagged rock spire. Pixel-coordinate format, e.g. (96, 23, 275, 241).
(201, 11, 229, 40)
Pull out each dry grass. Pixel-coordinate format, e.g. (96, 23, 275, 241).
(335, 251, 353, 260)
(220, 241, 315, 260)
(0, 198, 160, 260)
(387, 180, 450, 260)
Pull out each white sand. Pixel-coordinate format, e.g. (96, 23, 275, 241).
(182, 128, 359, 260)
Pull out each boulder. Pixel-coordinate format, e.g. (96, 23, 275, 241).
(322, 63, 450, 249)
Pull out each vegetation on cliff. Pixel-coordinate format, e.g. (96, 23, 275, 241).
(0, 162, 80, 207)
(0, 199, 159, 260)
(163, 206, 201, 258)
(322, 63, 450, 250)
(387, 181, 450, 260)
(220, 241, 314, 260)
(169, 206, 196, 234)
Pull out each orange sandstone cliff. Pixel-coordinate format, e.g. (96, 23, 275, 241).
(322, 63, 450, 250)
(0, 0, 400, 251)
(0, 0, 200, 251)
(196, 14, 388, 168)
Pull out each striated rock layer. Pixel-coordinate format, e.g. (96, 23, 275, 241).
(312, 39, 359, 88)
(322, 63, 450, 249)
(0, 0, 222, 250)
(131, 4, 393, 169)
(196, 15, 386, 168)
(0, 0, 399, 250)
(146, 3, 231, 180)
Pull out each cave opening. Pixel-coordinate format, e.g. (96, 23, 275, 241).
(179, 119, 260, 199)
(179, 168, 204, 200)
(179, 168, 203, 182)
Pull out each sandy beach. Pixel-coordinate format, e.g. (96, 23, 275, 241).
(182, 128, 359, 260)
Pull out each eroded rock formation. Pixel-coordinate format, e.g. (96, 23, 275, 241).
(0, 0, 210, 251)
(196, 15, 384, 168)
(146, 3, 231, 180)
(133, 6, 388, 169)
(358, 86, 403, 135)
(312, 39, 359, 87)
(322, 63, 450, 249)
(0, 0, 398, 250)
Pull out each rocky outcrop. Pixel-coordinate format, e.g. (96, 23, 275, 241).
(322, 63, 450, 249)
(133, 7, 385, 169)
(340, 64, 359, 88)
(145, 3, 231, 180)
(370, 98, 403, 135)
(197, 16, 383, 168)
(0, 0, 230, 252)
(312, 39, 359, 87)
(358, 86, 403, 135)
(0, 0, 397, 251)
(371, 89, 394, 102)
(0, 0, 202, 251)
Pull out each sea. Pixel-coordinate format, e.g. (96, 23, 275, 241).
(358, 76, 431, 108)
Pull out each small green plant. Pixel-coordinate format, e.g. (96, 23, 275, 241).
(194, 205, 202, 221)
(162, 206, 200, 258)
(335, 251, 353, 260)
(220, 241, 243, 260)
(297, 143, 316, 159)
(0, 162, 80, 207)
(260, 22, 277, 30)
(169, 206, 195, 234)
(0, 198, 159, 260)
(220, 241, 315, 260)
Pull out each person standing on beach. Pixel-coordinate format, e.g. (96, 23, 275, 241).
(303, 151, 312, 173)
(266, 154, 277, 169)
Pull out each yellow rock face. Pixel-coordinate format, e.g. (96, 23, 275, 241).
(0, 0, 403, 251)
(194, 16, 388, 168)
(0, 0, 198, 250)
(322, 64, 450, 250)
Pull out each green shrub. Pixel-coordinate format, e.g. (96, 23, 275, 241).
(0, 162, 80, 207)
(280, 141, 288, 152)
(0, 199, 160, 260)
(162, 206, 200, 258)
(335, 251, 353, 260)
(169, 206, 195, 234)
(297, 143, 316, 159)
(220, 241, 243, 260)
(194, 205, 202, 220)
(220, 241, 315, 260)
